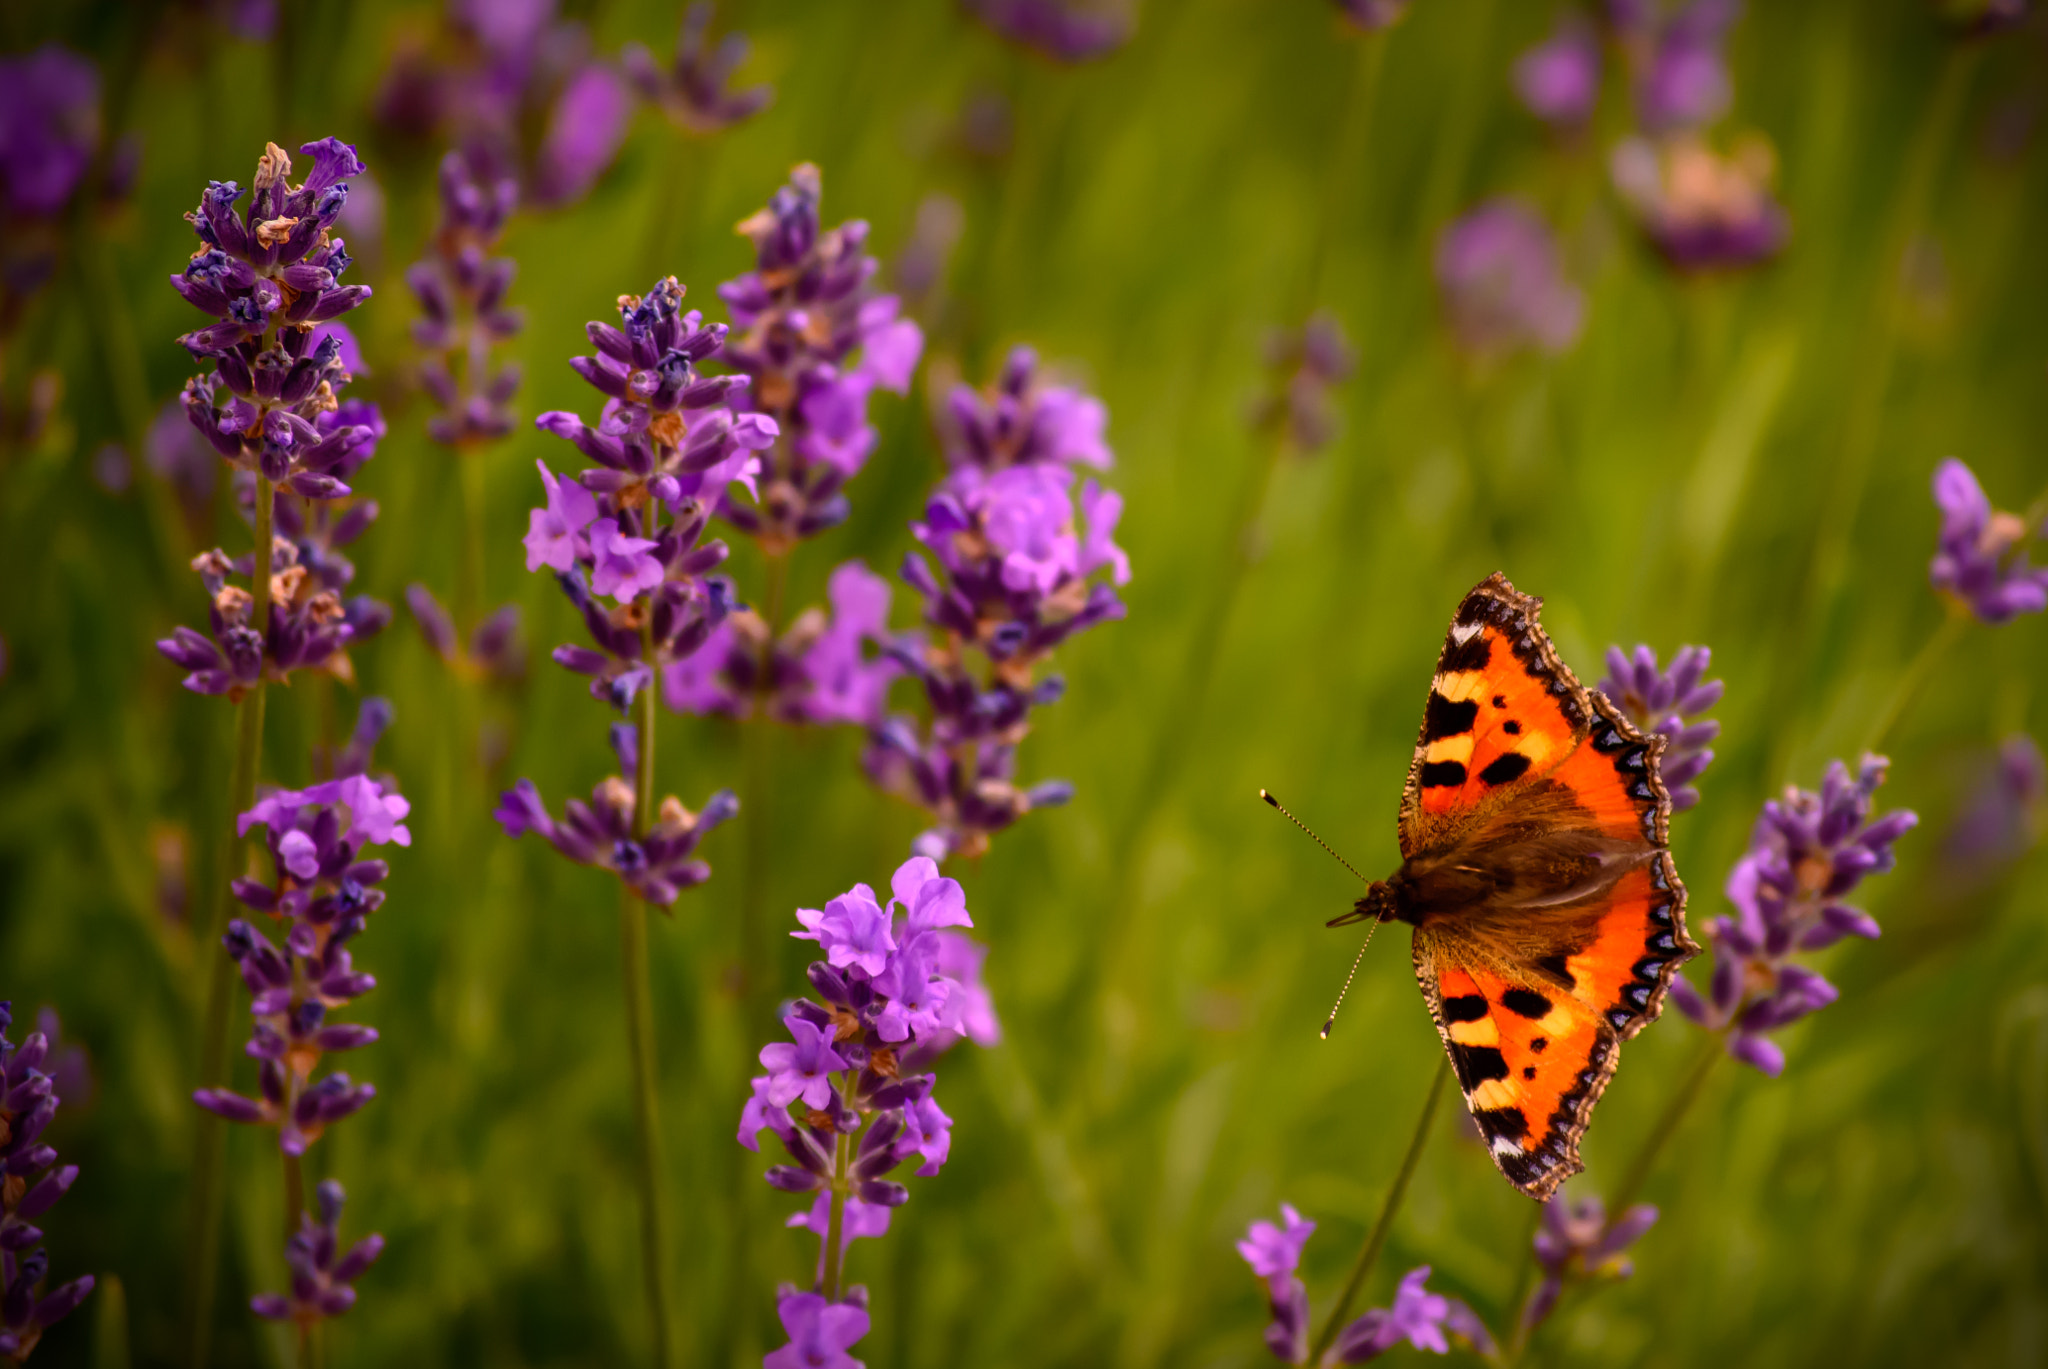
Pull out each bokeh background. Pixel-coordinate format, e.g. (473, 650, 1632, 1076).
(3, 0, 2047, 1365)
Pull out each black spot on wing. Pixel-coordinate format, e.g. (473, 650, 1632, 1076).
(1442, 994, 1488, 1023)
(1503, 719, 1522, 735)
(1523, 1066, 1537, 1079)
(1423, 692, 1480, 740)
(1501, 988, 1552, 1019)
(1450, 1043, 1509, 1087)
(1492, 694, 1508, 708)
(1479, 752, 1533, 786)
(1530, 1036, 1548, 1053)
(1473, 1106, 1528, 1141)
(1419, 760, 1467, 789)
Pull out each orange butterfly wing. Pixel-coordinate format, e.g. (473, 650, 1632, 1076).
(1396, 574, 1694, 1198)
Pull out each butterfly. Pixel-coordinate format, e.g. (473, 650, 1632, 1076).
(1344, 573, 1697, 1199)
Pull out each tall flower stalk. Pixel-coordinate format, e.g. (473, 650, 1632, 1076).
(0, 1001, 95, 1363)
(741, 857, 999, 1364)
(497, 274, 761, 1366)
(159, 135, 375, 1368)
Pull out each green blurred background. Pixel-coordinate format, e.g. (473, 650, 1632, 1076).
(3, 0, 2047, 1365)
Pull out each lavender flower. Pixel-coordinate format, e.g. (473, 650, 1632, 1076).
(1945, 735, 2045, 870)
(1234, 1209, 1480, 1365)
(405, 585, 525, 685)
(0, 46, 99, 217)
(1521, 1194, 1658, 1331)
(966, 0, 1134, 60)
(664, 560, 904, 724)
(745, 858, 994, 1364)
(1335, 0, 1414, 30)
(868, 348, 1128, 860)
(623, 3, 774, 135)
(411, 150, 524, 447)
(1610, 134, 1788, 270)
(1596, 645, 1722, 811)
(250, 1180, 383, 1329)
(192, 749, 408, 1154)
(147, 396, 220, 533)
(157, 542, 364, 699)
(172, 139, 376, 496)
(496, 736, 737, 907)
(1610, 0, 1740, 135)
(372, 1, 634, 209)
(1671, 755, 1917, 1075)
(714, 164, 923, 554)
(0, 1001, 95, 1362)
(1255, 313, 1357, 454)
(1513, 15, 1602, 129)
(1434, 201, 1585, 360)
(1928, 458, 2048, 623)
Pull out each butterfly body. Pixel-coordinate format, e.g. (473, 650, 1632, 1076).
(1361, 573, 1696, 1199)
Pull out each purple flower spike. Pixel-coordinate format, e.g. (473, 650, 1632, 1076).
(1618, 0, 1740, 135)
(251, 1179, 382, 1328)
(1597, 643, 1722, 810)
(0, 1001, 93, 1359)
(967, 0, 1134, 60)
(1336, 0, 1413, 30)
(1514, 16, 1601, 129)
(1678, 755, 1916, 1072)
(1929, 459, 2048, 624)
(412, 150, 524, 448)
(0, 46, 101, 217)
(745, 861, 993, 1334)
(765, 1289, 871, 1369)
(532, 64, 632, 208)
(624, 3, 774, 135)
(869, 348, 1128, 861)
(1236, 1204, 1315, 1280)
(1256, 313, 1357, 454)
(496, 776, 737, 906)
(1436, 200, 1585, 360)
(1330, 1265, 1452, 1361)
(1611, 134, 1789, 271)
(715, 163, 922, 555)
(1522, 1193, 1658, 1333)
(1945, 735, 2046, 873)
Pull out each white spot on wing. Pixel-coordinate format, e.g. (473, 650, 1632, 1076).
(1489, 1135, 1523, 1157)
(1450, 622, 1482, 644)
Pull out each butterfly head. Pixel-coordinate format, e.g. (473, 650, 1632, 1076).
(1328, 880, 1396, 928)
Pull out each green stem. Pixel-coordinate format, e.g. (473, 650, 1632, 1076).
(1300, 31, 1387, 313)
(822, 1089, 853, 1301)
(1866, 609, 1966, 755)
(640, 136, 692, 285)
(623, 525, 674, 1368)
(1610, 1031, 1722, 1216)
(457, 449, 488, 635)
(1307, 1060, 1451, 1366)
(739, 552, 790, 1019)
(283, 1150, 303, 1242)
(184, 473, 275, 1369)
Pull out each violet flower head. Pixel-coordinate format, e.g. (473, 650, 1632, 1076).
(1615, 0, 1740, 135)
(664, 559, 906, 726)
(870, 350, 1127, 861)
(967, 0, 1134, 61)
(156, 540, 363, 700)
(1928, 458, 2048, 624)
(411, 150, 524, 447)
(624, 3, 774, 135)
(1234, 1210, 1480, 1366)
(172, 138, 377, 496)
(147, 396, 220, 531)
(1256, 313, 1357, 454)
(251, 1180, 384, 1327)
(1435, 200, 1585, 360)
(1945, 734, 2046, 871)
(1670, 755, 1917, 1075)
(1521, 1193, 1658, 1331)
(1514, 15, 1602, 129)
(1596, 644, 1722, 811)
(715, 164, 923, 553)
(0, 1001, 95, 1363)
(372, 1, 632, 210)
(496, 771, 738, 907)
(766, 1288, 870, 1369)
(405, 584, 526, 686)
(1611, 134, 1788, 270)
(194, 763, 409, 1154)
(0, 45, 100, 217)
(747, 861, 991, 1362)
(1335, 0, 1414, 31)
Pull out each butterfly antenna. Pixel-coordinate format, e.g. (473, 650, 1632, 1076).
(1258, 790, 1371, 885)
(1320, 918, 1380, 1040)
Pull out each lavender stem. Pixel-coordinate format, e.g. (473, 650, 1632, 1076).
(624, 563, 675, 1368)
(1865, 609, 1967, 756)
(1607, 1031, 1722, 1218)
(283, 1150, 304, 1243)
(185, 470, 275, 1369)
(822, 1090, 853, 1303)
(458, 445, 488, 633)
(1300, 28, 1388, 312)
(1307, 1060, 1450, 1367)
(740, 549, 790, 1017)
